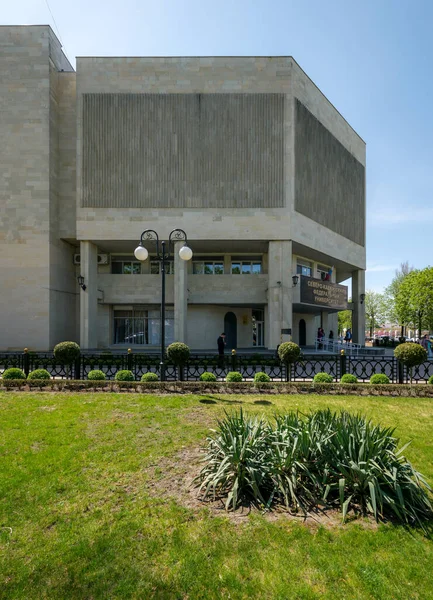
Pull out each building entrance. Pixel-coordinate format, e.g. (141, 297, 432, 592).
(299, 318, 307, 346)
(224, 312, 237, 349)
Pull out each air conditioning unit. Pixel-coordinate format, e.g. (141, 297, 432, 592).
(73, 254, 110, 265)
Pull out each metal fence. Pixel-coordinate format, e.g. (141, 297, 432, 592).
(1, 351, 433, 384)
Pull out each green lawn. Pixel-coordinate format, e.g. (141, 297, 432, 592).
(1, 392, 432, 600)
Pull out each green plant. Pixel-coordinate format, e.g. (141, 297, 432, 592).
(2, 368, 26, 380)
(254, 372, 271, 383)
(226, 371, 243, 382)
(278, 342, 301, 364)
(313, 372, 333, 383)
(196, 408, 433, 527)
(27, 369, 51, 380)
(166, 342, 190, 365)
(340, 374, 358, 384)
(141, 372, 159, 382)
(53, 341, 80, 363)
(200, 372, 217, 382)
(115, 370, 135, 382)
(428, 375, 433, 385)
(196, 409, 271, 510)
(395, 342, 428, 383)
(87, 370, 106, 381)
(370, 374, 391, 385)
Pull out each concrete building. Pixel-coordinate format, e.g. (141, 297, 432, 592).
(0, 25, 366, 352)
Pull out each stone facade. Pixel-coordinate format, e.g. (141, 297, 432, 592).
(0, 26, 366, 351)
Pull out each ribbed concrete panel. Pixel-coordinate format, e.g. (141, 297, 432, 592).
(82, 93, 284, 208)
(294, 99, 365, 246)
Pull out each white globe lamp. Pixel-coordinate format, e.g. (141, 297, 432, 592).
(179, 245, 193, 261)
(134, 245, 149, 261)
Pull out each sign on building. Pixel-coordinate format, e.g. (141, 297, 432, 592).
(300, 277, 348, 310)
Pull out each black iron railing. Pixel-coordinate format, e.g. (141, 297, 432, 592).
(1, 351, 433, 384)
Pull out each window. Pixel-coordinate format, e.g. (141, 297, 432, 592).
(317, 264, 332, 281)
(231, 261, 262, 275)
(193, 261, 224, 275)
(113, 307, 174, 345)
(150, 261, 175, 274)
(112, 260, 141, 274)
(296, 259, 312, 278)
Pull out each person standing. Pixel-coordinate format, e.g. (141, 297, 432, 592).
(345, 328, 352, 344)
(217, 333, 226, 355)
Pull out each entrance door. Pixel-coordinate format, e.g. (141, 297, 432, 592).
(299, 319, 307, 346)
(252, 309, 265, 347)
(224, 312, 237, 350)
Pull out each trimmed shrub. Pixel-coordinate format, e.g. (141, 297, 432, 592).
(395, 342, 428, 383)
(200, 372, 217, 382)
(87, 370, 106, 381)
(313, 372, 333, 383)
(2, 368, 26, 380)
(27, 369, 51, 380)
(428, 375, 433, 385)
(115, 370, 135, 382)
(278, 342, 301, 364)
(141, 372, 159, 382)
(226, 371, 243, 382)
(53, 341, 80, 364)
(166, 342, 190, 365)
(394, 342, 427, 367)
(340, 373, 358, 384)
(254, 372, 271, 383)
(370, 373, 390, 385)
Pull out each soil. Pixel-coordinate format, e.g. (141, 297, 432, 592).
(145, 445, 378, 530)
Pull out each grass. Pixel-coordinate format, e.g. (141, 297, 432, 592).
(0, 392, 432, 599)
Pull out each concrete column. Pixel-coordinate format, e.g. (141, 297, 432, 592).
(352, 269, 366, 345)
(224, 254, 231, 275)
(174, 242, 188, 343)
(321, 311, 329, 335)
(79, 241, 98, 349)
(267, 241, 293, 349)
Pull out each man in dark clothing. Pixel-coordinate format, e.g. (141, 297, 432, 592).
(217, 333, 226, 355)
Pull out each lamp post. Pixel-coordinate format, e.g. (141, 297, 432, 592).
(134, 229, 193, 381)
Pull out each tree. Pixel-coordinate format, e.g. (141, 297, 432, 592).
(397, 268, 433, 336)
(385, 261, 414, 336)
(338, 310, 352, 336)
(364, 291, 387, 338)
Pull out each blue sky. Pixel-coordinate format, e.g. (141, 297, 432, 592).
(3, 0, 432, 294)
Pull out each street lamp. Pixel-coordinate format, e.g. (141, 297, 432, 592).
(134, 229, 193, 380)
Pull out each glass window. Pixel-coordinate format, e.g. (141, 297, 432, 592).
(113, 308, 174, 345)
(150, 262, 159, 274)
(150, 261, 174, 274)
(193, 260, 224, 274)
(296, 259, 312, 278)
(111, 260, 142, 275)
(232, 261, 262, 274)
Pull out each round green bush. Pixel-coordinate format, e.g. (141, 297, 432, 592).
(340, 374, 358, 384)
(87, 370, 106, 381)
(278, 342, 301, 364)
(313, 372, 334, 383)
(428, 375, 433, 385)
(226, 371, 243, 382)
(2, 368, 26, 380)
(370, 373, 390, 385)
(254, 372, 271, 383)
(53, 341, 80, 364)
(114, 370, 135, 382)
(200, 372, 217, 382)
(27, 369, 51, 380)
(166, 342, 190, 365)
(394, 342, 427, 368)
(141, 372, 159, 382)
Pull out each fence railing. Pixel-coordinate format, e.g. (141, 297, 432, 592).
(1, 351, 433, 384)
